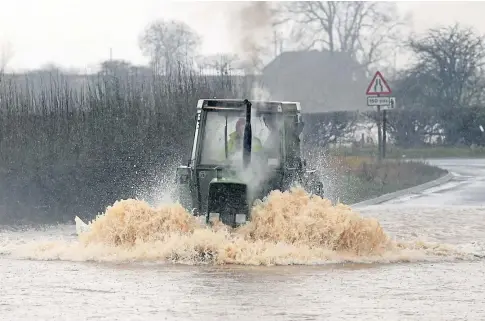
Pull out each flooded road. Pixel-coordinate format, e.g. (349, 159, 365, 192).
(1, 158, 485, 320)
(380, 158, 485, 206)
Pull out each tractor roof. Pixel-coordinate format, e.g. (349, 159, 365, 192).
(197, 99, 301, 114)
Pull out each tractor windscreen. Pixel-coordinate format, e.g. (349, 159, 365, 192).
(199, 110, 283, 167)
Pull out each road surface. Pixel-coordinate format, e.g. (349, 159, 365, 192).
(0, 157, 484, 321)
(380, 158, 485, 206)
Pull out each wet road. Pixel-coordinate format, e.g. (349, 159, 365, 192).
(381, 158, 485, 206)
(1, 158, 485, 321)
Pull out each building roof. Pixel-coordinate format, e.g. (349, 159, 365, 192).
(261, 50, 369, 113)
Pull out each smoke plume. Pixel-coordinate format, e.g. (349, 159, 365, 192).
(229, 1, 273, 73)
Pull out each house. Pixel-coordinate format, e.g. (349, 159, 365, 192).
(260, 50, 368, 113)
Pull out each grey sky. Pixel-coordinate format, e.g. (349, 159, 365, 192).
(2, 0, 485, 72)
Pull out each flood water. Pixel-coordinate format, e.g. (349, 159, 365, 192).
(2, 158, 485, 320)
(1, 202, 485, 320)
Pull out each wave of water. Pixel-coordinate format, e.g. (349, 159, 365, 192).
(0, 187, 480, 266)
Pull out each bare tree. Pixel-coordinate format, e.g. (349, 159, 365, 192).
(407, 23, 485, 109)
(273, 1, 409, 70)
(139, 19, 201, 75)
(388, 23, 485, 146)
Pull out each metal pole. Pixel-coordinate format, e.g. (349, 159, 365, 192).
(382, 109, 387, 159)
(376, 98, 382, 161)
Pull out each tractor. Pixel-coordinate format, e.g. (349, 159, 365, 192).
(175, 98, 324, 228)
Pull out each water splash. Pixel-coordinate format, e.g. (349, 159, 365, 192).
(1, 187, 476, 266)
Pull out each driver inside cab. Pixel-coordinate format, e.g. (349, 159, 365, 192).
(226, 117, 263, 157)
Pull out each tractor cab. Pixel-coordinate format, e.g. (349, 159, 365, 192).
(175, 99, 323, 227)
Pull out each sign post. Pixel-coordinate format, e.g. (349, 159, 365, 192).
(365, 71, 394, 160)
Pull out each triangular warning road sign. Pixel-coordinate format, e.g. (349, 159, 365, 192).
(366, 71, 392, 95)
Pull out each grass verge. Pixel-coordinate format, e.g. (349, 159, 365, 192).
(327, 155, 448, 204)
(329, 145, 485, 159)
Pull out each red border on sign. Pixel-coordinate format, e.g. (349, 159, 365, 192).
(366, 71, 392, 95)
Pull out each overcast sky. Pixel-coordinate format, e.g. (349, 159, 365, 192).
(1, 1, 485, 72)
